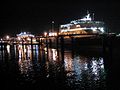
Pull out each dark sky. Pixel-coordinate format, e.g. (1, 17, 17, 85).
(0, 1, 120, 36)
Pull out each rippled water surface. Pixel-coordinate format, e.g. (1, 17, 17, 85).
(0, 44, 107, 89)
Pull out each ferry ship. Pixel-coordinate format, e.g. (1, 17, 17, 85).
(59, 12, 106, 35)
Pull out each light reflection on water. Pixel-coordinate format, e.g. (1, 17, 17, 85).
(18, 45, 32, 60)
(64, 51, 106, 89)
(0, 44, 106, 89)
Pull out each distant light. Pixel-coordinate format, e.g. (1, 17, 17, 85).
(76, 25, 80, 28)
(99, 27, 104, 33)
(91, 27, 97, 32)
(24, 32, 26, 34)
(6, 35, 10, 40)
(17, 37, 21, 40)
(44, 32, 47, 37)
(52, 21, 54, 23)
(27, 37, 31, 41)
(117, 34, 120, 37)
(32, 39, 36, 42)
(49, 32, 57, 36)
(17, 32, 34, 38)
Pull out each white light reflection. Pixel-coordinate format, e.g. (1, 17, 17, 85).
(99, 57, 104, 69)
(6, 45, 10, 54)
(18, 45, 23, 59)
(18, 59, 33, 75)
(33, 45, 39, 61)
(52, 49, 58, 61)
(48, 49, 58, 61)
(64, 52, 73, 72)
(27, 45, 32, 59)
(73, 56, 82, 80)
(43, 47, 47, 54)
(18, 45, 33, 75)
(91, 59, 98, 75)
(91, 57, 105, 80)
(18, 45, 32, 60)
(64, 51, 105, 82)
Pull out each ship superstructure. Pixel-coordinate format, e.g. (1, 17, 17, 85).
(59, 12, 105, 35)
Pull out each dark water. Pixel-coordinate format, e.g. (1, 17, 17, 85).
(0, 44, 118, 90)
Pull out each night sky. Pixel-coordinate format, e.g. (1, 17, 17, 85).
(0, 1, 120, 37)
